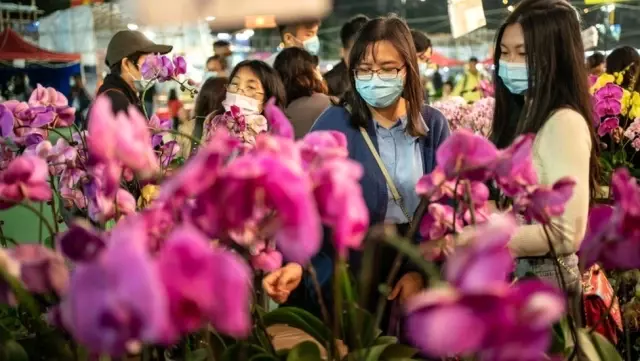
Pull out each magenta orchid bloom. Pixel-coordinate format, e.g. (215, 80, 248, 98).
(61, 220, 170, 356)
(416, 167, 456, 202)
(478, 280, 566, 361)
(172, 55, 187, 76)
(493, 134, 538, 196)
(250, 246, 284, 272)
(436, 129, 499, 181)
(445, 214, 516, 291)
(580, 168, 640, 270)
(159, 128, 240, 207)
(405, 281, 564, 360)
(594, 99, 622, 120)
(0, 155, 52, 209)
(420, 203, 462, 241)
(404, 288, 506, 357)
(312, 158, 369, 255)
(156, 226, 252, 340)
(516, 177, 576, 224)
(597, 117, 620, 137)
(115, 106, 160, 176)
(298, 131, 349, 166)
(263, 98, 294, 139)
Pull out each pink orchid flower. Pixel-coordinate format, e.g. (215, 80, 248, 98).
(420, 203, 462, 241)
(263, 98, 294, 139)
(8, 244, 69, 297)
(172, 55, 187, 76)
(298, 131, 349, 166)
(28, 84, 76, 127)
(156, 226, 252, 340)
(445, 214, 516, 291)
(416, 167, 456, 202)
(436, 129, 499, 181)
(0, 155, 52, 209)
(516, 177, 576, 224)
(493, 134, 538, 197)
(597, 117, 620, 137)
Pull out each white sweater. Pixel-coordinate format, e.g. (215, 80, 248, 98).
(508, 108, 592, 257)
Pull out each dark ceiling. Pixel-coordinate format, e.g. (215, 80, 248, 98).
(12, 0, 640, 47)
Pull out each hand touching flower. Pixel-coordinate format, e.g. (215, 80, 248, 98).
(262, 263, 303, 304)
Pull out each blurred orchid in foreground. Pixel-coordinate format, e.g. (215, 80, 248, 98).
(406, 215, 565, 361)
(436, 129, 498, 181)
(581, 168, 640, 270)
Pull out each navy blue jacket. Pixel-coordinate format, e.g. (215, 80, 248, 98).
(284, 104, 450, 321)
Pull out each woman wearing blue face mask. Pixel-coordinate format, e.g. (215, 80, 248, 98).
(262, 16, 450, 333)
(464, 0, 601, 326)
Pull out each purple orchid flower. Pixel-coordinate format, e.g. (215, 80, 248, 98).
(172, 55, 187, 76)
(436, 129, 499, 181)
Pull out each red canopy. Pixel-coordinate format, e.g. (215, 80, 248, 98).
(0, 28, 80, 62)
(431, 51, 464, 67)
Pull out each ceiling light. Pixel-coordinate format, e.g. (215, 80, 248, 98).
(205, 16, 216, 22)
(127, 23, 139, 31)
(507, 5, 514, 11)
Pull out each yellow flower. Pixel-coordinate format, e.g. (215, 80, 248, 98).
(629, 91, 640, 120)
(590, 73, 615, 94)
(137, 184, 160, 208)
(621, 90, 632, 116)
(612, 71, 625, 85)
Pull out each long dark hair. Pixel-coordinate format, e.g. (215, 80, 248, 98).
(606, 46, 640, 92)
(490, 0, 601, 199)
(194, 77, 228, 119)
(215, 60, 287, 115)
(274, 47, 328, 105)
(342, 16, 426, 137)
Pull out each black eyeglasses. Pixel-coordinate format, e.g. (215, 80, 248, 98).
(226, 83, 264, 97)
(353, 66, 405, 81)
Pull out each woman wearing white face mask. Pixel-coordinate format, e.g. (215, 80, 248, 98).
(201, 60, 287, 141)
(456, 0, 602, 326)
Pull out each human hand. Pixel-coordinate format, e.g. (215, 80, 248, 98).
(388, 272, 424, 304)
(262, 263, 303, 304)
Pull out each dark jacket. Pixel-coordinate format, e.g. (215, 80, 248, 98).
(324, 60, 349, 98)
(96, 74, 143, 116)
(285, 104, 450, 329)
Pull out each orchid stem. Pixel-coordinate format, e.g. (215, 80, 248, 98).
(49, 176, 60, 235)
(308, 264, 339, 358)
(13, 201, 56, 243)
(44, 127, 73, 144)
(464, 181, 477, 225)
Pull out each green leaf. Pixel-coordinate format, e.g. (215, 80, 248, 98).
(249, 353, 280, 361)
(373, 336, 398, 346)
(574, 329, 623, 361)
(341, 304, 381, 349)
(345, 343, 417, 361)
(220, 343, 267, 361)
(549, 318, 567, 354)
(286, 341, 322, 361)
(379, 344, 417, 360)
(185, 348, 209, 361)
(262, 307, 330, 347)
(1, 340, 29, 361)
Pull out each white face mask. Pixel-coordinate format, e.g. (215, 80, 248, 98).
(222, 92, 261, 116)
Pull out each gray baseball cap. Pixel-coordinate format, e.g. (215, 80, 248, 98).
(105, 30, 173, 68)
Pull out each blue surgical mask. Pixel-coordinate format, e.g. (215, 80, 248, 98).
(355, 76, 405, 108)
(498, 60, 529, 95)
(302, 36, 320, 55)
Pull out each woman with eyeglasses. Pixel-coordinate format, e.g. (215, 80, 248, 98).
(202, 60, 286, 141)
(262, 16, 450, 332)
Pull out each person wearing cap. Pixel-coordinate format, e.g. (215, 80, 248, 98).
(97, 30, 172, 116)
